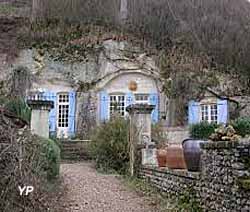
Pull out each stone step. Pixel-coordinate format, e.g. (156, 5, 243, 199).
(61, 155, 90, 161)
(60, 140, 91, 161)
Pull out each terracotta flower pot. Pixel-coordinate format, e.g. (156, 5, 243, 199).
(156, 149, 167, 167)
(166, 144, 187, 169)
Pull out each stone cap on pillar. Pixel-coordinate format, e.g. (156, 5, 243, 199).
(126, 104, 155, 114)
(27, 100, 54, 111)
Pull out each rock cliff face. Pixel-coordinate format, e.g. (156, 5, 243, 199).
(11, 39, 161, 91)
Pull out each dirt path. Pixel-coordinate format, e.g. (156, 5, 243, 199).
(60, 162, 158, 212)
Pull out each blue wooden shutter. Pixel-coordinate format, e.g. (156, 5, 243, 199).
(149, 93, 159, 123)
(100, 91, 109, 122)
(217, 99, 228, 124)
(126, 92, 134, 107)
(68, 91, 76, 137)
(188, 100, 200, 124)
(43, 91, 57, 136)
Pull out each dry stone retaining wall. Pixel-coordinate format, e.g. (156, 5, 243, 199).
(139, 139, 250, 212)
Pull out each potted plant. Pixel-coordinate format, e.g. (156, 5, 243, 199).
(152, 124, 168, 167)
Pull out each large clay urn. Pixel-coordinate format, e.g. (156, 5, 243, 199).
(166, 144, 187, 169)
(182, 139, 205, 172)
(156, 149, 167, 167)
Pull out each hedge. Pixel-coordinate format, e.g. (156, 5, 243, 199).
(189, 122, 219, 140)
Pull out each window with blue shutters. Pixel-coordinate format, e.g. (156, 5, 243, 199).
(149, 93, 159, 123)
(188, 99, 228, 125)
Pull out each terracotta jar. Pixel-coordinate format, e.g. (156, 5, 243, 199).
(166, 144, 187, 169)
(156, 149, 167, 167)
(183, 139, 205, 172)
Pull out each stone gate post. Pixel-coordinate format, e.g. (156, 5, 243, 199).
(126, 104, 158, 176)
(27, 94, 54, 138)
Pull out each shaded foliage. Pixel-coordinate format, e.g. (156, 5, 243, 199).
(231, 117, 250, 137)
(90, 117, 129, 174)
(190, 122, 219, 140)
(4, 97, 31, 123)
(0, 115, 61, 212)
(41, 138, 61, 180)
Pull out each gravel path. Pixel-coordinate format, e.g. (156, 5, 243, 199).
(61, 162, 158, 212)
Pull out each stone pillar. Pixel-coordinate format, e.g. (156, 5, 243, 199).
(126, 104, 155, 146)
(126, 104, 158, 175)
(27, 100, 54, 138)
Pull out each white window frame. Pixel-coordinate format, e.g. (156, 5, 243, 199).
(200, 104, 218, 123)
(57, 93, 70, 133)
(109, 94, 126, 118)
(135, 93, 150, 105)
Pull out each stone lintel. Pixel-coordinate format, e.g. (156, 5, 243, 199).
(27, 100, 54, 110)
(126, 104, 155, 114)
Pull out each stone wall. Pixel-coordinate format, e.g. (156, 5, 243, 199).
(200, 140, 250, 211)
(166, 127, 189, 145)
(76, 91, 97, 139)
(140, 167, 199, 195)
(139, 139, 250, 212)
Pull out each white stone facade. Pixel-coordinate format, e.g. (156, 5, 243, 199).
(9, 39, 166, 138)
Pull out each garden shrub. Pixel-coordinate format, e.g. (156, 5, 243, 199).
(0, 125, 61, 211)
(4, 97, 31, 123)
(190, 122, 219, 140)
(90, 116, 129, 174)
(231, 117, 250, 137)
(40, 138, 61, 180)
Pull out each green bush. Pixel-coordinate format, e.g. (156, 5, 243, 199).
(4, 97, 31, 123)
(90, 117, 129, 174)
(190, 122, 219, 140)
(231, 118, 250, 137)
(40, 138, 61, 180)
